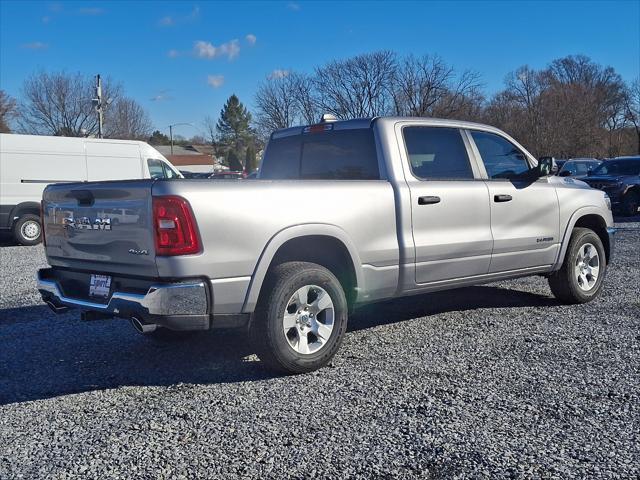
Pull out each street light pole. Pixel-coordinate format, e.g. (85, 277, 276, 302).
(94, 75, 104, 138)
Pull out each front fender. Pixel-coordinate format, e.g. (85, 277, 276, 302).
(552, 206, 613, 270)
(241, 224, 364, 313)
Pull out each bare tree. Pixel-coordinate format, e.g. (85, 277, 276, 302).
(292, 73, 320, 124)
(254, 72, 300, 137)
(314, 51, 397, 119)
(392, 54, 482, 119)
(203, 115, 217, 145)
(103, 97, 153, 140)
(17, 71, 121, 136)
(485, 55, 630, 158)
(0, 90, 18, 133)
(624, 78, 640, 154)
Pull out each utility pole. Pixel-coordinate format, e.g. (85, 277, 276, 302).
(168, 123, 193, 156)
(92, 74, 104, 138)
(169, 124, 173, 155)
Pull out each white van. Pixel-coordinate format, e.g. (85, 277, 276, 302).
(0, 133, 182, 245)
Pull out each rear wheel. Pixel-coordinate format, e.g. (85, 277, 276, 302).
(250, 261, 348, 374)
(548, 227, 606, 304)
(621, 190, 639, 217)
(13, 214, 42, 246)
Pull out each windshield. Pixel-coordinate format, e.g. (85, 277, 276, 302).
(592, 159, 640, 176)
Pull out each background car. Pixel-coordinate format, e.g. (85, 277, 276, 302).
(209, 171, 247, 179)
(557, 158, 602, 177)
(578, 156, 640, 216)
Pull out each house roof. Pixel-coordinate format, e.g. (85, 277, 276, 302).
(155, 145, 203, 156)
(166, 155, 214, 166)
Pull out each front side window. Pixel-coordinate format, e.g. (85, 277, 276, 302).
(403, 126, 474, 180)
(147, 159, 165, 179)
(471, 131, 531, 179)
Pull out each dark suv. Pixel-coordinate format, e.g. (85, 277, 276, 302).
(578, 156, 640, 216)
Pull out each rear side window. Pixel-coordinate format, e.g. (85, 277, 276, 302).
(471, 131, 531, 179)
(403, 127, 474, 180)
(260, 129, 379, 180)
(147, 159, 165, 179)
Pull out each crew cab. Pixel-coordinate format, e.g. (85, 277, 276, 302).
(37, 117, 615, 373)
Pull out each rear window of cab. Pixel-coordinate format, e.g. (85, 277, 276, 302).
(259, 128, 380, 180)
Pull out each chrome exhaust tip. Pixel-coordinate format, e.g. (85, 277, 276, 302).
(130, 316, 157, 334)
(46, 300, 68, 314)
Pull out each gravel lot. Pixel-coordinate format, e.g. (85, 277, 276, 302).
(1, 220, 639, 479)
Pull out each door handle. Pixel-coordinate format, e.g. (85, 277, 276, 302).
(494, 194, 512, 203)
(418, 196, 441, 205)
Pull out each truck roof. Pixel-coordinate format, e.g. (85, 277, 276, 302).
(271, 116, 506, 139)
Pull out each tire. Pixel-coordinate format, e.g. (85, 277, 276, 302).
(548, 227, 607, 304)
(13, 214, 42, 246)
(621, 190, 639, 217)
(250, 261, 348, 374)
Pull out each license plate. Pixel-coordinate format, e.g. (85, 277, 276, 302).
(89, 274, 112, 298)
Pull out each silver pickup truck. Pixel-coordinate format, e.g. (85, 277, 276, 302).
(38, 117, 615, 373)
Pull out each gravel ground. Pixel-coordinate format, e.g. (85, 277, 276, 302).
(0, 220, 639, 479)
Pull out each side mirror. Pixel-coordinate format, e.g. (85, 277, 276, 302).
(558, 170, 571, 177)
(536, 157, 554, 177)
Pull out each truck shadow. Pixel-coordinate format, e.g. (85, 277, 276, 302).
(0, 285, 557, 405)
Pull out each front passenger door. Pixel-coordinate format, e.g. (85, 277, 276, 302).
(468, 130, 560, 273)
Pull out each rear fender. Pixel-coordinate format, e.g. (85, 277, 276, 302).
(241, 224, 363, 313)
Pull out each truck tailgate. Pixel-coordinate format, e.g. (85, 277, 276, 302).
(42, 180, 158, 277)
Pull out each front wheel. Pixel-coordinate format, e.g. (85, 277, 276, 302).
(250, 261, 348, 374)
(548, 227, 607, 304)
(621, 191, 639, 217)
(13, 214, 42, 246)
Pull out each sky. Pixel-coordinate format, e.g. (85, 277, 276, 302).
(1, 0, 639, 138)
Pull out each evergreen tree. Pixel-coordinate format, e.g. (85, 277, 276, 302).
(216, 94, 253, 153)
(226, 149, 243, 171)
(245, 144, 258, 172)
(148, 130, 171, 145)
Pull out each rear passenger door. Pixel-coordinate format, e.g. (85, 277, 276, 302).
(400, 126, 493, 285)
(468, 130, 560, 272)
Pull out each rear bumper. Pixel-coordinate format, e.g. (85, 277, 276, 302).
(37, 268, 211, 331)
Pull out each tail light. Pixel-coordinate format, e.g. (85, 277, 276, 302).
(152, 196, 200, 256)
(40, 200, 46, 246)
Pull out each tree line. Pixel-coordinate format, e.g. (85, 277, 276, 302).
(254, 52, 640, 158)
(1, 52, 638, 169)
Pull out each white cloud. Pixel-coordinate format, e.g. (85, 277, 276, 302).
(288, 2, 301, 11)
(194, 39, 240, 60)
(22, 42, 48, 50)
(246, 34, 257, 46)
(42, 16, 51, 24)
(207, 75, 225, 88)
(269, 69, 290, 80)
(167, 49, 180, 58)
(159, 6, 199, 27)
(151, 90, 171, 102)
